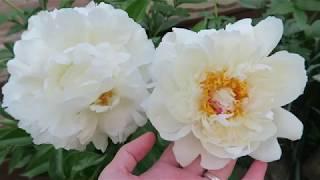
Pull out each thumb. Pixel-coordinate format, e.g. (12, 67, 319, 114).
(108, 132, 156, 172)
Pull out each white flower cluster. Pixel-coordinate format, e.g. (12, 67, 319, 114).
(2, 2, 307, 170)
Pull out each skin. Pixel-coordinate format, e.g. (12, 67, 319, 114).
(99, 132, 267, 180)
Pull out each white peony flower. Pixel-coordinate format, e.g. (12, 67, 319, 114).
(144, 17, 307, 169)
(2, 2, 155, 151)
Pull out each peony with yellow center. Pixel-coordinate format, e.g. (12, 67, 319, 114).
(144, 17, 307, 169)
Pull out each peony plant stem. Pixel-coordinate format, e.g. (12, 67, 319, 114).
(3, 0, 25, 16)
(212, 0, 218, 17)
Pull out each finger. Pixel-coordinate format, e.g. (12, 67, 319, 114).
(185, 157, 204, 176)
(242, 160, 268, 180)
(158, 144, 179, 167)
(108, 132, 156, 172)
(207, 160, 236, 180)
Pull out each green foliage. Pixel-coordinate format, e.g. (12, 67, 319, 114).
(239, 0, 267, 9)
(0, 0, 319, 179)
(125, 0, 149, 23)
(266, 0, 294, 15)
(0, 111, 121, 179)
(59, 0, 76, 8)
(295, 0, 320, 11)
(175, 0, 207, 6)
(38, 0, 48, 10)
(143, 0, 190, 37)
(192, 14, 236, 32)
(310, 20, 320, 37)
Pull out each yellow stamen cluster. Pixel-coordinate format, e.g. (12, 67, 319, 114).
(200, 71, 248, 117)
(95, 91, 113, 106)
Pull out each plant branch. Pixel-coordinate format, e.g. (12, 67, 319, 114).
(3, 0, 24, 15)
(212, 0, 218, 17)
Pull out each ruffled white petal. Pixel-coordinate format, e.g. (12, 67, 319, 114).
(200, 151, 231, 170)
(253, 16, 283, 57)
(226, 18, 253, 34)
(144, 89, 192, 141)
(250, 138, 281, 162)
(99, 100, 140, 144)
(171, 28, 198, 44)
(247, 51, 307, 111)
(201, 141, 234, 159)
(92, 132, 109, 152)
(273, 108, 303, 140)
(173, 133, 202, 167)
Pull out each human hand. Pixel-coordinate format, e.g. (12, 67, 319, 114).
(98, 132, 268, 180)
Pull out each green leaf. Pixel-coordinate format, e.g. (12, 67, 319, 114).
(175, 0, 207, 6)
(152, 37, 161, 47)
(155, 18, 184, 35)
(308, 64, 320, 74)
(39, 0, 48, 9)
(0, 107, 14, 120)
(0, 42, 12, 56)
(71, 152, 104, 172)
(311, 51, 320, 63)
(22, 162, 49, 178)
(87, 164, 104, 180)
(293, 9, 308, 29)
(0, 146, 11, 165)
(207, 16, 236, 30)
(310, 20, 320, 38)
(314, 74, 320, 82)
(125, 0, 149, 22)
(7, 24, 25, 35)
(296, 0, 320, 11)
(9, 147, 33, 174)
(0, 127, 15, 139)
(49, 149, 66, 180)
(0, 48, 14, 63)
(312, 107, 320, 115)
(0, 14, 8, 25)
(0, 118, 18, 127)
(278, 38, 311, 60)
(239, 0, 266, 9)
(0, 129, 32, 146)
(284, 19, 304, 36)
(266, 0, 294, 15)
(63, 150, 107, 179)
(59, 0, 75, 8)
(26, 145, 53, 172)
(153, 2, 188, 17)
(0, 136, 32, 146)
(192, 18, 208, 32)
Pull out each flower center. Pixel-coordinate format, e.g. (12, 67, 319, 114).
(95, 91, 114, 106)
(90, 90, 119, 113)
(200, 71, 248, 117)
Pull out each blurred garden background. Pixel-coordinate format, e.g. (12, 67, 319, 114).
(0, 0, 319, 179)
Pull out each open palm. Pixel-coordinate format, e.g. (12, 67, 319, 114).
(99, 133, 267, 180)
